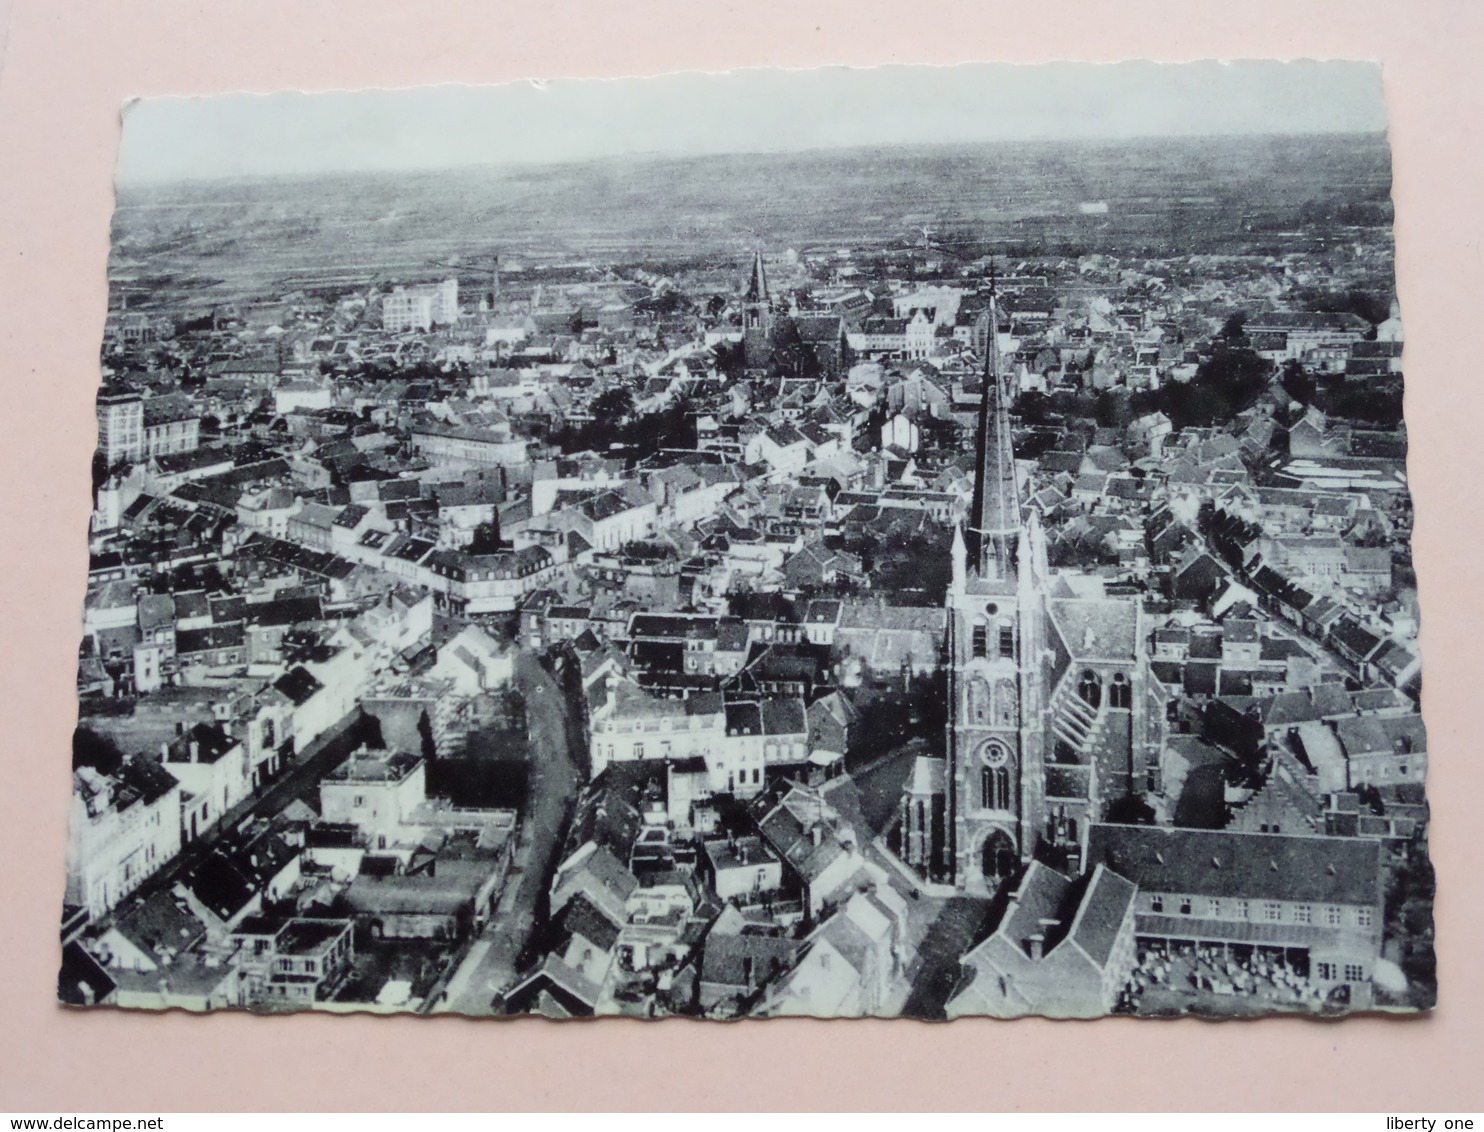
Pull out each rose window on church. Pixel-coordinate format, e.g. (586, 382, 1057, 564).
(980, 738, 1015, 808)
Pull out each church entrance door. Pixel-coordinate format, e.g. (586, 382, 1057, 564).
(981, 829, 1018, 886)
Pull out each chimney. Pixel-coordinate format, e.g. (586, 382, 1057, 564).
(159, 741, 170, 761)
(189, 740, 200, 763)
(1027, 932, 1046, 961)
(810, 824, 822, 848)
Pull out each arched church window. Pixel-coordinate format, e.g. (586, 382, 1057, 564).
(1077, 670, 1102, 709)
(971, 619, 989, 659)
(1110, 672, 1132, 710)
(998, 621, 1016, 659)
(994, 677, 1017, 726)
(966, 677, 991, 725)
(980, 765, 1012, 811)
(979, 742, 1012, 810)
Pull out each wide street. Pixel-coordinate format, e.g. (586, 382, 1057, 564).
(435, 648, 583, 1015)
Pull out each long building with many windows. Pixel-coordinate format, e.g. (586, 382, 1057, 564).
(382, 277, 459, 332)
(1085, 822, 1385, 1006)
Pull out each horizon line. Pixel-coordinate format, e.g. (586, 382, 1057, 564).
(115, 127, 1391, 191)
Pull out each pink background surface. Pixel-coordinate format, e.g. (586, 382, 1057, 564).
(1, 0, 1482, 1112)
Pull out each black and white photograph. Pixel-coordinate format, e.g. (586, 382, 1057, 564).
(63, 60, 1433, 1021)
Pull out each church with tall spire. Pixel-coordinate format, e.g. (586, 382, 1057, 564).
(741, 248, 775, 371)
(736, 248, 850, 378)
(899, 272, 1164, 896)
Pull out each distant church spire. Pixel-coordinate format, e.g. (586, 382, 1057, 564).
(967, 265, 1020, 580)
(742, 248, 773, 358)
(745, 248, 770, 305)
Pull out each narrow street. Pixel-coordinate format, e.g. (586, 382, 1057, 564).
(900, 896, 995, 1019)
(435, 649, 583, 1015)
(103, 709, 371, 924)
(250, 711, 377, 827)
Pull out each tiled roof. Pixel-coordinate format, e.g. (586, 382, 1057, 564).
(1086, 823, 1382, 906)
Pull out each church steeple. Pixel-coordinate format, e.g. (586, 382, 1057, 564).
(967, 268, 1020, 581)
(743, 249, 771, 332)
(745, 248, 769, 304)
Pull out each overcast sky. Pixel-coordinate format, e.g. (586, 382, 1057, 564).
(116, 60, 1386, 185)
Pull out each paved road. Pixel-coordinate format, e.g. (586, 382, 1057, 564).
(436, 649, 583, 1015)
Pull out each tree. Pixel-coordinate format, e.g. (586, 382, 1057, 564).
(1280, 359, 1315, 406)
(1049, 529, 1118, 570)
(1302, 287, 1391, 327)
(1345, 289, 1390, 326)
(1094, 389, 1133, 429)
(548, 397, 695, 463)
(625, 398, 695, 455)
(1016, 390, 1051, 426)
(842, 517, 952, 606)
(636, 290, 691, 317)
(469, 516, 503, 555)
(1219, 311, 1249, 343)
(74, 727, 126, 774)
(713, 340, 745, 381)
(1318, 381, 1405, 427)
(1385, 843, 1437, 1004)
(416, 711, 438, 762)
(592, 386, 634, 421)
(1140, 339, 1270, 429)
(90, 448, 110, 495)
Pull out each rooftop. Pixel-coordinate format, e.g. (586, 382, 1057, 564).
(1086, 823, 1383, 907)
(703, 835, 778, 872)
(325, 749, 424, 785)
